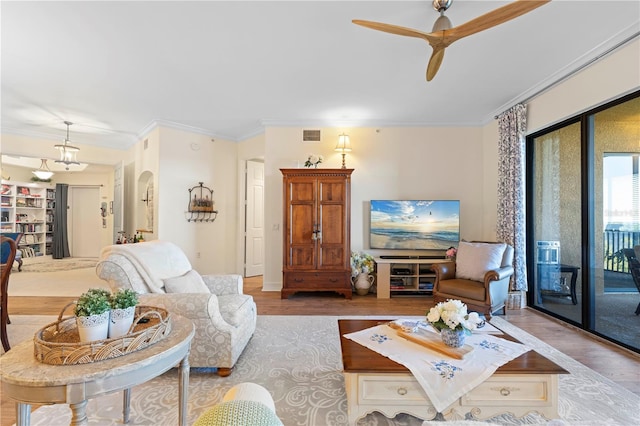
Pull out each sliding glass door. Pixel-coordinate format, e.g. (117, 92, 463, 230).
(527, 92, 639, 353)
(529, 120, 583, 323)
(593, 99, 640, 349)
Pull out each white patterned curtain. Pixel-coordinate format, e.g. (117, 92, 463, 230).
(497, 104, 527, 291)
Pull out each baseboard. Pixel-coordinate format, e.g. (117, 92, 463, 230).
(262, 282, 282, 292)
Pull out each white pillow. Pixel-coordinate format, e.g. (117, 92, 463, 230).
(455, 242, 507, 282)
(163, 269, 209, 293)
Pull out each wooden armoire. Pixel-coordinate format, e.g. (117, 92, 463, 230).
(281, 168, 353, 299)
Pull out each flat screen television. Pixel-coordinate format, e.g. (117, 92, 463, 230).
(370, 200, 460, 250)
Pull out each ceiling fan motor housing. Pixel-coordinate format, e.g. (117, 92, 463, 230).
(432, 0, 453, 13)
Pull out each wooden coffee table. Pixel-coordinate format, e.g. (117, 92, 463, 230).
(1, 314, 195, 426)
(339, 319, 568, 423)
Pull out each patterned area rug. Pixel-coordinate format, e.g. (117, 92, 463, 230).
(20, 258, 98, 273)
(8, 316, 640, 426)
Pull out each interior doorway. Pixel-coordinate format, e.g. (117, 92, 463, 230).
(68, 186, 102, 258)
(244, 160, 264, 277)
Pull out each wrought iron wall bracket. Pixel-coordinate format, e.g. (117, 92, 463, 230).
(186, 182, 217, 223)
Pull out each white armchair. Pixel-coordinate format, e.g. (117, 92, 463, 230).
(96, 240, 256, 376)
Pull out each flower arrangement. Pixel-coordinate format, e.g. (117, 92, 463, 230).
(445, 246, 457, 259)
(304, 154, 323, 168)
(350, 251, 375, 277)
(426, 299, 480, 334)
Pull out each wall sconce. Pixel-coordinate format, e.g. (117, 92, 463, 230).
(334, 133, 352, 169)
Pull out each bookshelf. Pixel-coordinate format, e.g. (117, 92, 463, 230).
(1, 180, 55, 257)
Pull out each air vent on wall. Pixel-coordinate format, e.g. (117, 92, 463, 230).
(302, 129, 321, 143)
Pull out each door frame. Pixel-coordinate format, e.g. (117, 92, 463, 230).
(237, 158, 265, 278)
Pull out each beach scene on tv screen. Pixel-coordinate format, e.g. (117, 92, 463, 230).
(370, 200, 460, 250)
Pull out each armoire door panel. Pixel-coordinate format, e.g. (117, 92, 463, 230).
(289, 181, 316, 202)
(320, 180, 346, 203)
(319, 204, 345, 245)
(289, 246, 315, 269)
(319, 247, 345, 268)
(290, 204, 315, 245)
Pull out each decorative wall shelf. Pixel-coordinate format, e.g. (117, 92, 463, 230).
(186, 182, 217, 222)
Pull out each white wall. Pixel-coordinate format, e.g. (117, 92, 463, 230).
(262, 126, 488, 291)
(155, 126, 239, 274)
(527, 39, 640, 134)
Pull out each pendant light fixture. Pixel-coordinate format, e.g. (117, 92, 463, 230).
(32, 159, 54, 180)
(54, 121, 80, 169)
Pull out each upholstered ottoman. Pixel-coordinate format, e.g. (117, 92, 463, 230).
(194, 383, 282, 426)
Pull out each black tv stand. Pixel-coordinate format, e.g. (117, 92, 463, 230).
(379, 255, 443, 260)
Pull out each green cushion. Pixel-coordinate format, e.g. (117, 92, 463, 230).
(194, 400, 283, 426)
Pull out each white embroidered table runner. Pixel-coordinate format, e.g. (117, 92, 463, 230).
(343, 321, 531, 412)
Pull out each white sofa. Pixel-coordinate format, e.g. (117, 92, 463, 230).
(96, 240, 256, 376)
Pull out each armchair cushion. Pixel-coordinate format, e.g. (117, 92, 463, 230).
(163, 269, 209, 293)
(455, 241, 507, 282)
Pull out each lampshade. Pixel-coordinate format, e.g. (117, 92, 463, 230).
(335, 134, 352, 152)
(32, 159, 54, 180)
(54, 121, 80, 168)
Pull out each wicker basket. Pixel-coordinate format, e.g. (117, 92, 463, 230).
(34, 304, 172, 365)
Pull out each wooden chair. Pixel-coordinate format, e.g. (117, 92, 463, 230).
(622, 247, 640, 316)
(1, 235, 17, 351)
(0, 232, 23, 271)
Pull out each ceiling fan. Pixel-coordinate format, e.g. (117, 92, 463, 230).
(353, 0, 550, 81)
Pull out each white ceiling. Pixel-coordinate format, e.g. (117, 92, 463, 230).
(2, 1, 639, 151)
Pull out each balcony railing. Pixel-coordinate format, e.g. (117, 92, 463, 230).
(604, 230, 640, 272)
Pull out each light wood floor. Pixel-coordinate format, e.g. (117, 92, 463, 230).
(2, 276, 639, 426)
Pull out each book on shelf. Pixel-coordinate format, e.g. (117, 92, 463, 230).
(419, 282, 434, 291)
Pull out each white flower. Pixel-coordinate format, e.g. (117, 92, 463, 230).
(304, 153, 323, 168)
(426, 309, 441, 323)
(426, 299, 479, 333)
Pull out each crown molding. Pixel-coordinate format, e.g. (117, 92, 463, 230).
(259, 118, 481, 129)
(138, 119, 238, 142)
(487, 24, 640, 125)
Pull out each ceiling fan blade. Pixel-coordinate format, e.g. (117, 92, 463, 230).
(443, 0, 550, 42)
(426, 47, 446, 81)
(352, 19, 430, 41)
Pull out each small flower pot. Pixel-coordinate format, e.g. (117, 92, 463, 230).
(108, 306, 136, 338)
(440, 328, 466, 348)
(76, 311, 110, 342)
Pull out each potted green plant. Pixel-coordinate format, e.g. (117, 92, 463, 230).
(74, 288, 112, 342)
(108, 289, 139, 338)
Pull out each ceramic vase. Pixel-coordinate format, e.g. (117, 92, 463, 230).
(440, 328, 466, 348)
(353, 273, 374, 296)
(76, 311, 110, 342)
(108, 306, 136, 338)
